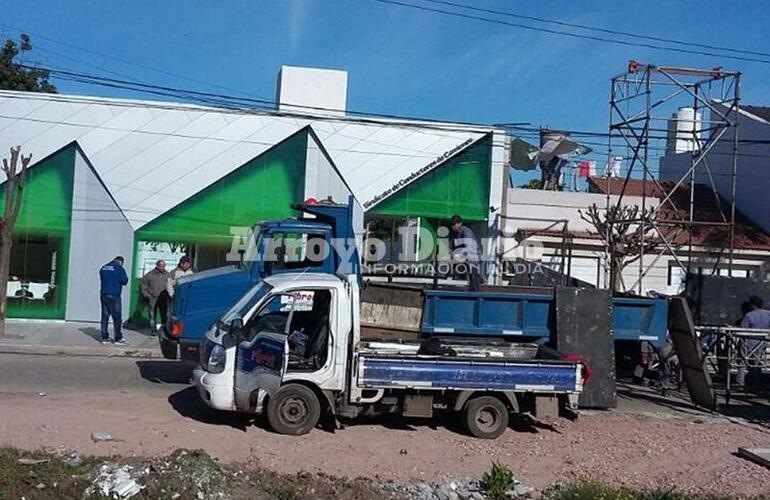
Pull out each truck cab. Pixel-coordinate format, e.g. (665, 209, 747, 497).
(162, 197, 360, 361)
(194, 273, 586, 439)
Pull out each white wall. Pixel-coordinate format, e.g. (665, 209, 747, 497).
(503, 188, 657, 290)
(66, 149, 134, 322)
(504, 188, 654, 234)
(487, 130, 508, 283)
(277, 66, 348, 116)
(660, 104, 770, 232)
(303, 131, 365, 245)
(504, 188, 768, 294)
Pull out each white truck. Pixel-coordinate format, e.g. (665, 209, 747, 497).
(193, 273, 587, 439)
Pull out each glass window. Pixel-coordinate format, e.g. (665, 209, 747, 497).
(221, 282, 273, 326)
(7, 234, 67, 319)
(244, 294, 293, 342)
(264, 232, 326, 270)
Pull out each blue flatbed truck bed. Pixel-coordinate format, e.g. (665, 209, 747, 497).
(420, 289, 669, 346)
(359, 352, 583, 393)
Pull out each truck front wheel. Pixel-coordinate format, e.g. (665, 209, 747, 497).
(266, 384, 321, 435)
(464, 396, 509, 439)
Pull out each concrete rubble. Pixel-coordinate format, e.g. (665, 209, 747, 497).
(91, 432, 114, 442)
(85, 463, 145, 498)
(379, 476, 536, 499)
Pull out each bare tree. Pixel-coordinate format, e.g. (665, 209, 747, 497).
(0, 146, 31, 338)
(579, 203, 661, 292)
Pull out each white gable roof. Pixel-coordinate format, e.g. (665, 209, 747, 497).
(0, 91, 492, 228)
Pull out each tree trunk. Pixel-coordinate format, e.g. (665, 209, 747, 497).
(0, 146, 31, 339)
(0, 230, 13, 338)
(610, 255, 625, 293)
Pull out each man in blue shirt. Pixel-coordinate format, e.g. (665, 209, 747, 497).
(449, 214, 482, 292)
(99, 256, 129, 344)
(740, 295, 770, 387)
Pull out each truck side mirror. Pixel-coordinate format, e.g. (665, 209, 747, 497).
(229, 316, 245, 339)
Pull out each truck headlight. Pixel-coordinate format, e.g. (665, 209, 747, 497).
(206, 344, 226, 374)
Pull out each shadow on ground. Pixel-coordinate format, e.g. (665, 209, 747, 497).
(617, 381, 770, 429)
(167, 386, 252, 431)
(136, 360, 194, 384)
(343, 410, 560, 437)
(78, 327, 105, 343)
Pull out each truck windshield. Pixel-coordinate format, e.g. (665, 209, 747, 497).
(241, 230, 264, 272)
(220, 282, 273, 326)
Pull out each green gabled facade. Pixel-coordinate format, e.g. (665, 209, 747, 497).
(129, 129, 309, 319)
(0, 145, 76, 319)
(369, 135, 492, 221)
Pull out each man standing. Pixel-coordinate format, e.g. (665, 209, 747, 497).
(449, 214, 482, 292)
(158, 256, 193, 324)
(166, 256, 193, 299)
(141, 260, 168, 333)
(99, 256, 128, 344)
(740, 295, 770, 387)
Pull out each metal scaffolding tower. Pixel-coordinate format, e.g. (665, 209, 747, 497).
(605, 61, 741, 293)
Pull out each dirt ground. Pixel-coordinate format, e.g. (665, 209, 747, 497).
(1, 384, 769, 496)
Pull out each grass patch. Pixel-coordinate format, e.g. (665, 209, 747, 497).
(542, 479, 769, 500)
(481, 462, 517, 500)
(0, 446, 97, 500)
(0, 447, 390, 500)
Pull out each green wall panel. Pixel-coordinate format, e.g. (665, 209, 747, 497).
(0, 145, 75, 319)
(370, 135, 492, 221)
(135, 131, 308, 245)
(0, 146, 74, 235)
(129, 131, 309, 321)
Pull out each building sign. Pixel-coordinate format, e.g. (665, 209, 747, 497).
(362, 138, 475, 209)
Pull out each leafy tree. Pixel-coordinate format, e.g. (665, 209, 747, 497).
(0, 34, 57, 93)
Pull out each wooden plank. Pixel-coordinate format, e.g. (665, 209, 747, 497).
(737, 447, 770, 469)
(668, 297, 717, 409)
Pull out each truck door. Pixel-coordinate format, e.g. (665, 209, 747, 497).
(233, 293, 297, 411)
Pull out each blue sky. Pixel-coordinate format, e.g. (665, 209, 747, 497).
(2, 0, 769, 184)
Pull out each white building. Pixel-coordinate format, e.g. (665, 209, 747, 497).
(0, 66, 508, 321)
(503, 177, 770, 295)
(660, 104, 770, 233)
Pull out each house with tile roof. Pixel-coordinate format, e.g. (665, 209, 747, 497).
(660, 103, 770, 234)
(502, 178, 770, 295)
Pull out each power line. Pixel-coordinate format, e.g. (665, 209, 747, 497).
(421, 0, 770, 59)
(0, 111, 481, 160)
(0, 22, 267, 100)
(371, 0, 770, 65)
(18, 63, 514, 135)
(4, 65, 767, 175)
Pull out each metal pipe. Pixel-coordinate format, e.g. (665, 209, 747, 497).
(658, 69, 732, 123)
(688, 83, 699, 274)
(605, 78, 616, 290)
(639, 71, 651, 294)
(729, 74, 741, 276)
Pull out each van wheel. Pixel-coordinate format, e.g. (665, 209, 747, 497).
(464, 396, 509, 439)
(159, 338, 178, 360)
(266, 384, 321, 436)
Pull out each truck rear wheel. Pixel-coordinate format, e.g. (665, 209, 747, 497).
(266, 384, 321, 436)
(159, 338, 178, 360)
(464, 396, 509, 439)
